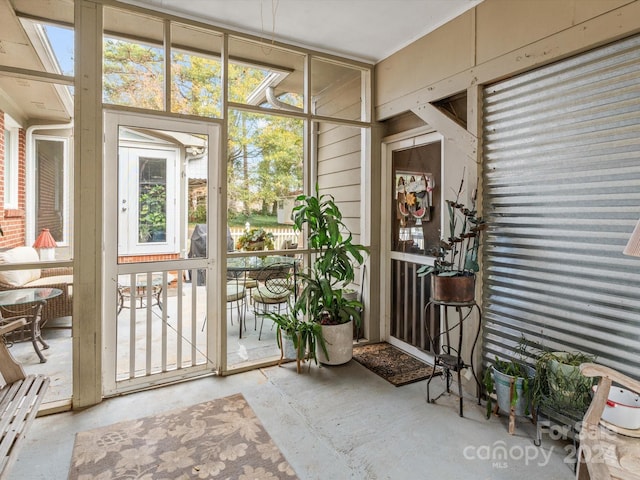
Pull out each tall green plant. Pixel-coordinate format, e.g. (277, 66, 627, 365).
(418, 172, 486, 277)
(292, 190, 368, 325)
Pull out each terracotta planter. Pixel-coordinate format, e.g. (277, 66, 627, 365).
(431, 274, 476, 303)
(244, 241, 265, 251)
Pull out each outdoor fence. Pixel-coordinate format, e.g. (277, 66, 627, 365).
(229, 227, 300, 250)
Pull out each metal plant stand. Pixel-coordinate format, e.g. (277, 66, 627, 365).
(425, 298, 482, 417)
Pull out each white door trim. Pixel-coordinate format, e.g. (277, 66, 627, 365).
(380, 129, 443, 352)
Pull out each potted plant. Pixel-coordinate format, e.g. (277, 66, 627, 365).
(532, 350, 596, 418)
(484, 358, 534, 419)
(292, 190, 368, 365)
(266, 310, 327, 373)
(236, 227, 275, 251)
(417, 173, 487, 303)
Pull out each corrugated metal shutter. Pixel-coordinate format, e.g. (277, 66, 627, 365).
(481, 34, 640, 379)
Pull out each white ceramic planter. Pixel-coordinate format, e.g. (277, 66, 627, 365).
(317, 320, 353, 365)
(281, 335, 298, 360)
(547, 352, 592, 405)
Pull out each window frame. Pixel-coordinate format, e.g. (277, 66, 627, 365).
(3, 114, 20, 210)
(33, 134, 71, 247)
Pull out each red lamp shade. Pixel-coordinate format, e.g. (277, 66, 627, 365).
(33, 228, 57, 249)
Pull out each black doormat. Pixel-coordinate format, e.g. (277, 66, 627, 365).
(353, 342, 440, 387)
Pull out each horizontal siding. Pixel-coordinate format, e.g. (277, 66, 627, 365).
(316, 133, 361, 162)
(316, 122, 361, 147)
(482, 34, 640, 379)
(316, 82, 363, 241)
(317, 151, 361, 175)
(315, 73, 363, 122)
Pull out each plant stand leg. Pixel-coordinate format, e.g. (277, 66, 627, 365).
(277, 330, 284, 367)
(508, 377, 516, 434)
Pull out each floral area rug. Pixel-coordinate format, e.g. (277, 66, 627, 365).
(353, 342, 440, 387)
(68, 393, 298, 480)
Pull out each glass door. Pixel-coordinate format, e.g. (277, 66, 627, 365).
(103, 111, 221, 395)
(118, 147, 177, 255)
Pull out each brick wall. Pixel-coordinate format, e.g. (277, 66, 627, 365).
(0, 111, 27, 249)
(0, 112, 3, 226)
(118, 253, 180, 263)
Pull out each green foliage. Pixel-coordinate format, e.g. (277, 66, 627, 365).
(102, 42, 303, 221)
(188, 204, 207, 224)
(103, 39, 164, 110)
(417, 172, 487, 278)
(292, 190, 368, 326)
(532, 351, 596, 417)
(228, 214, 279, 228)
(235, 228, 275, 250)
(227, 110, 303, 217)
(483, 357, 533, 419)
(266, 310, 327, 371)
(138, 184, 166, 242)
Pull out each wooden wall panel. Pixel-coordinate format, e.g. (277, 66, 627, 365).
(376, 11, 475, 109)
(475, 0, 632, 64)
(375, 0, 640, 120)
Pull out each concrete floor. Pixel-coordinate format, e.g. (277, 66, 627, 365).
(9, 361, 574, 480)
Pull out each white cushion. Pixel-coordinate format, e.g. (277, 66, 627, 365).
(0, 247, 41, 287)
(26, 274, 73, 288)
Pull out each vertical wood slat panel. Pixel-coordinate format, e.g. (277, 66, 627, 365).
(128, 273, 136, 379)
(177, 271, 183, 369)
(482, 34, 640, 378)
(391, 258, 438, 352)
(161, 271, 168, 372)
(145, 272, 152, 375)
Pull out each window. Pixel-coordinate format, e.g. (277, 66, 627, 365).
(3, 114, 19, 209)
(103, 8, 165, 110)
(35, 137, 68, 244)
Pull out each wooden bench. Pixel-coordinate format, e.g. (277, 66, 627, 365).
(577, 363, 640, 480)
(0, 319, 49, 479)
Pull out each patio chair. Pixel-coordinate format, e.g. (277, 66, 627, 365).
(576, 363, 640, 480)
(0, 246, 73, 326)
(252, 263, 294, 340)
(226, 283, 246, 329)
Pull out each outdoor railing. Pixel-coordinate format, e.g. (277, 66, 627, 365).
(229, 227, 300, 250)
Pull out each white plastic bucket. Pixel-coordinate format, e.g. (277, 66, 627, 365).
(597, 385, 640, 430)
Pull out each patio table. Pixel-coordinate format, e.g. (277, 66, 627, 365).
(226, 255, 299, 338)
(0, 287, 62, 363)
(117, 273, 176, 314)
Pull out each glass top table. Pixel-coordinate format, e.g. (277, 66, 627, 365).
(0, 287, 63, 363)
(0, 287, 63, 307)
(226, 255, 299, 272)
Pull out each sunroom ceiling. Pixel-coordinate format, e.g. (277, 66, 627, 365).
(122, 0, 483, 63)
(0, 0, 483, 125)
